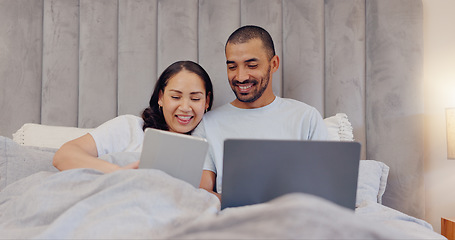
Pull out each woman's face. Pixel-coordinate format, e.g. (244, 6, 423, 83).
(158, 70, 210, 134)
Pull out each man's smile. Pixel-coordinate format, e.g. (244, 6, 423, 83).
(233, 80, 258, 94)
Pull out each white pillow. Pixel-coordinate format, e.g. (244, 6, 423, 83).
(12, 123, 93, 149)
(356, 160, 390, 206)
(323, 113, 354, 141)
(13, 113, 352, 149)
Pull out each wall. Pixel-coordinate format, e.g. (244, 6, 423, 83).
(423, 0, 455, 234)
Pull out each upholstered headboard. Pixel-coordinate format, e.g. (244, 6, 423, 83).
(0, 0, 423, 218)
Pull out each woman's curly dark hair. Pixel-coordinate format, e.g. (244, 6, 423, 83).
(141, 61, 213, 133)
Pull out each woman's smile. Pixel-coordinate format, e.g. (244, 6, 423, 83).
(176, 114, 193, 125)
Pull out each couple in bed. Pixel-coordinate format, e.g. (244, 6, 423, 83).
(53, 25, 328, 200)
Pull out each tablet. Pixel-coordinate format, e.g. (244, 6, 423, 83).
(138, 128, 208, 188)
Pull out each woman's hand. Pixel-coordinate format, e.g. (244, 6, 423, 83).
(121, 160, 140, 170)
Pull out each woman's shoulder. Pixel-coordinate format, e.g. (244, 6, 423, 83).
(118, 114, 144, 122)
(116, 114, 144, 128)
(90, 115, 145, 155)
(109, 114, 142, 121)
(98, 114, 144, 129)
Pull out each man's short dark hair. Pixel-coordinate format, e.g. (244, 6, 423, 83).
(226, 25, 276, 60)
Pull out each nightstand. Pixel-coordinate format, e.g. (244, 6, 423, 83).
(442, 217, 455, 240)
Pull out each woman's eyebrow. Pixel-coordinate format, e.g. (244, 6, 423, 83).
(168, 89, 182, 94)
(169, 89, 204, 95)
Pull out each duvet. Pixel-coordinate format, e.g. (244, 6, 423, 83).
(0, 137, 445, 239)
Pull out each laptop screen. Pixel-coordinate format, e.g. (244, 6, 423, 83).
(221, 140, 361, 210)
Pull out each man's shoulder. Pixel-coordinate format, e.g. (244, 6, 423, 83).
(192, 104, 232, 137)
(204, 103, 234, 117)
(276, 97, 315, 112)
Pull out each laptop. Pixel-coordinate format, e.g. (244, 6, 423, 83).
(138, 128, 208, 188)
(221, 139, 361, 210)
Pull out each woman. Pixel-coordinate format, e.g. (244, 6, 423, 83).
(53, 61, 213, 173)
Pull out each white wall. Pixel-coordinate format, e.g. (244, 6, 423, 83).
(423, 0, 455, 233)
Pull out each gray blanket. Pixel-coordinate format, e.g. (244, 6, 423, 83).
(0, 169, 219, 239)
(0, 137, 445, 239)
(0, 169, 415, 239)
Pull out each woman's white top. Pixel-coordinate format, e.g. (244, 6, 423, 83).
(89, 115, 145, 156)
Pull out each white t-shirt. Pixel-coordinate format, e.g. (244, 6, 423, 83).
(192, 96, 328, 193)
(89, 115, 145, 156)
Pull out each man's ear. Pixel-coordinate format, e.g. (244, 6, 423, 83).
(270, 55, 280, 74)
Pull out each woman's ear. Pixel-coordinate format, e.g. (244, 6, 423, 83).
(158, 90, 164, 106)
(205, 92, 211, 110)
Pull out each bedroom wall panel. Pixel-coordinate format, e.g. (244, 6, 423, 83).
(78, 0, 118, 128)
(324, 0, 366, 159)
(241, 0, 283, 97)
(0, 0, 43, 138)
(198, 0, 239, 108)
(118, 0, 158, 116)
(366, 0, 424, 219)
(41, 0, 79, 127)
(157, 0, 198, 75)
(282, 0, 324, 115)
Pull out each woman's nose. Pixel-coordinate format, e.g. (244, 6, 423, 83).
(179, 99, 192, 112)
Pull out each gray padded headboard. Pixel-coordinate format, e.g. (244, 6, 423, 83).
(0, 0, 423, 218)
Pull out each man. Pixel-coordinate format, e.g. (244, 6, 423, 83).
(193, 25, 328, 199)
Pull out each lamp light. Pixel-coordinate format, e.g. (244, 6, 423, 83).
(447, 108, 455, 159)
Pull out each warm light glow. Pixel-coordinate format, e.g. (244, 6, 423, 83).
(447, 108, 455, 159)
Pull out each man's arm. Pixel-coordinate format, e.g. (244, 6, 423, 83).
(193, 119, 221, 200)
(308, 108, 328, 140)
(200, 170, 221, 201)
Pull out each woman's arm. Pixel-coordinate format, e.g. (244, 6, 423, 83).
(53, 133, 137, 173)
(199, 170, 221, 201)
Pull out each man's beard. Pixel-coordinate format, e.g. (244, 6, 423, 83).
(231, 66, 271, 103)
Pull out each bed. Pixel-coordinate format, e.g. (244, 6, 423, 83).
(0, 114, 443, 239)
(0, 0, 443, 239)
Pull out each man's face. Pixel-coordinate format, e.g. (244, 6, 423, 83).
(225, 38, 275, 107)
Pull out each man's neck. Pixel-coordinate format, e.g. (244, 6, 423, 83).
(231, 94, 276, 109)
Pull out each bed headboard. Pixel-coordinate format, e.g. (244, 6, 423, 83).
(0, 0, 423, 219)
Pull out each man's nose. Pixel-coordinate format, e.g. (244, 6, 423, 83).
(237, 67, 249, 82)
